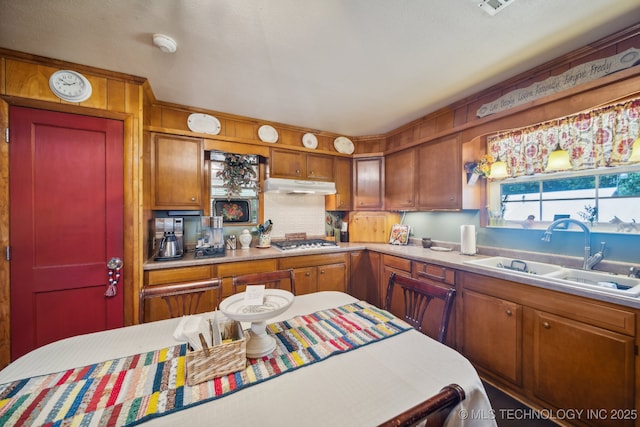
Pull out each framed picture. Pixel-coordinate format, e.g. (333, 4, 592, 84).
(389, 224, 410, 245)
(553, 214, 571, 229)
(213, 199, 250, 223)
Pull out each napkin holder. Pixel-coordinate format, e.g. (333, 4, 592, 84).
(185, 320, 247, 386)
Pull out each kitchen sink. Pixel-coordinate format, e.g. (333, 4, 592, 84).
(464, 256, 640, 297)
(545, 269, 640, 296)
(464, 257, 564, 276)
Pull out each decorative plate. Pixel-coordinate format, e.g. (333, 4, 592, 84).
(430, 246, 453, 252)
(258, 125, 279, 143)
(302, 133, 318, 149)
(334, 136, 355, 154)
(187, 113, 221, 135)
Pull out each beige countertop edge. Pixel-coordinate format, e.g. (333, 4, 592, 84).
(143, 242, 640, 309)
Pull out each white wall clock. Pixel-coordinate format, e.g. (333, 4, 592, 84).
(49, 70, 92, 102)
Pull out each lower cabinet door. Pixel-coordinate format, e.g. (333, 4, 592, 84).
(462, 290, 522, 386)
(294, 267, 317, 295)
(531, 310, 635, 427)
(317, 263, 347, 292)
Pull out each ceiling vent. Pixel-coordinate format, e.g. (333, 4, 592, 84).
(477, 0, 516, 15)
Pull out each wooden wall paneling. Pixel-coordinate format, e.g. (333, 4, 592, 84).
(5, 60, 59, 102)
(234, 121, 259, 140)
(434, 109, 454, 133)
(79, 74, 108, 110)
(0, 58, 5, 94)
(160, 107, 191, 131)
(0, 100, 9, 369)
(279, 128, 300, 147)
(107, 79, 126, 112)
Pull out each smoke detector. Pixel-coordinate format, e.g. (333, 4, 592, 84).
(477, 0, 516, 15)
(153, 34, 177, 53)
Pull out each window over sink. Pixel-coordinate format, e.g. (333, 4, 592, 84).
(487, 164, 640, 234)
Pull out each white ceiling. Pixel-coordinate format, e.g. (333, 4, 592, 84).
(1, 0, 639, 136)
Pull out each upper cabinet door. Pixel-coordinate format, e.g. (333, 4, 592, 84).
(328, 156, 352, 210)
(270, 148, 334, 181)
(151, 133, 204, 210)
(385, 148, 417, 211)
(353, 156, 384, 210)
(270, 148, 306, 179)
(417, 136, 461, 210)
(306, 153, 334, 181)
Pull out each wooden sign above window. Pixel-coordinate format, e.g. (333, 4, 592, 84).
(477, 48, 640, 118)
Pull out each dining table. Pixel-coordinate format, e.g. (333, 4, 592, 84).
(0, 291, 496, 426)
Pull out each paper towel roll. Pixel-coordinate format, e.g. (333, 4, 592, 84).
(460, 225, 476, 255)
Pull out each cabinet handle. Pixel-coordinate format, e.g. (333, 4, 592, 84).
(305, 272, 311, 276)
(543, 321, 551, 329)
(320, 270, 325, 274)
(296, 169, 301, 174)
(417, 269, 446, 281)
(191, 197, 196, 201)
(505, 309, 512, 316)
(309, 171, 314, 175)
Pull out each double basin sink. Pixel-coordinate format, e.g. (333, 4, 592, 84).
(464, 256, 640, 297)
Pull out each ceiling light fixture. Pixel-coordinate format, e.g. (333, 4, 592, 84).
(629, 137, 640, 163)
(545, 144, 572, 172)
(153, 34, 177, 53)
(477, 0, 516, 16)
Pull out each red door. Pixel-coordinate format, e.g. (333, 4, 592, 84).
(9, 106, 124, 360)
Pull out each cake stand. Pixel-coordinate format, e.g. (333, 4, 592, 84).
(219, 289, 294, 358)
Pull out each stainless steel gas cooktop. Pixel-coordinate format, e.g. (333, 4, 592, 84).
(272, 239, 339, 251)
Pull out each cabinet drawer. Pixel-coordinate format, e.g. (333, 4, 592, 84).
(382, 255, 411, 272)
(278, 253, 347, 269)
(413, 262, 455, 285)
(146, 265, 213, 286)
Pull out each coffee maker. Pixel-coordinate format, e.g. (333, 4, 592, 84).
(195, 216, 226, 258)
(153, 218, 184, 260)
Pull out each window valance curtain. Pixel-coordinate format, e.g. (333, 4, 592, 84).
(487, 98, 640, 178)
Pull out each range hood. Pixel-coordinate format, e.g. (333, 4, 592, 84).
(263, 178, 336, 195)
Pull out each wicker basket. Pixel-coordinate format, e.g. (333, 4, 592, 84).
(185, 321, 247, 386)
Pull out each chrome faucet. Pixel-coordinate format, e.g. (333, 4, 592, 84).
(542, 218, 606, 270)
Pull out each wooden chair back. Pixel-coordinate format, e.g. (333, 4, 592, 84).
(232, 269, 296, 295)
(139, 278, 222, 323)
(384, 272, 456, 343)
(377, 384, 465, 427)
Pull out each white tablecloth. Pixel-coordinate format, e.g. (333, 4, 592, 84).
(0, 291, 496, 426)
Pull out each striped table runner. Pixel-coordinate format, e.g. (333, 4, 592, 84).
(0, 302, 411, 427)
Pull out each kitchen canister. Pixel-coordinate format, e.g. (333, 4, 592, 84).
(460, 225, 476, 255)
(239, 229, 252, 249)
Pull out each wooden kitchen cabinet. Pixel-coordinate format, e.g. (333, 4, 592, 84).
(531, 310, 634, 427)
(385, 148, 416, 210)
(217, 259, 279, 297)
(353, 156, 384, 210)
(379, 254, 412, 309)
(459, 271, 636, 426)
(150, 133, 204, 210)
(416, 136, 461, 210)
(325, 156, 352, 210)
(349, 250, 380, 305)
(269, 148, 334, 181)
(141, 265, 215, 322)
(412, 261, 458, 347)
(461, 289, 522, 385)
(278, 253, 348, 295)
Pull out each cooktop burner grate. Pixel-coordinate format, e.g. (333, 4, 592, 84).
(272, 239, 339, 251)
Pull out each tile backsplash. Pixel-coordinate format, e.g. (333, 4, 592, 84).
(264, 193, 326, 238)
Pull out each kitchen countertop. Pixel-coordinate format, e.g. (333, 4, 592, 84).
(144, 242, 640, 309)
